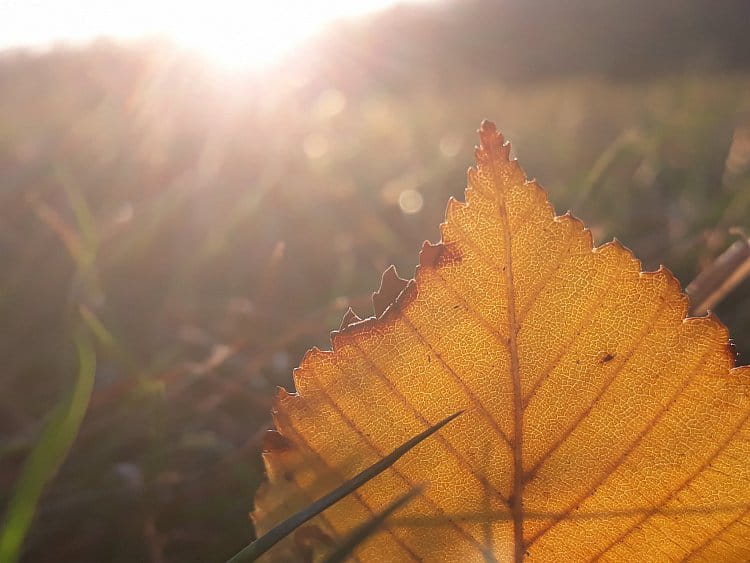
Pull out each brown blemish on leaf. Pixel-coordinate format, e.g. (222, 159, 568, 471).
(332, 281, 419, 351)
(331, 317, 378, 347)
(441, 243, 463, 267)
(372, 265, 409, 317)
(262, 430, 292, 452)
(338, 307, 362, 331)
(419, 241, 443, 268)
(419, 241, 463, 269)
(383, 280, 417, 319)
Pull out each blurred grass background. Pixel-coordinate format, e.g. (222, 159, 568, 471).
(1, 0, 750, 561)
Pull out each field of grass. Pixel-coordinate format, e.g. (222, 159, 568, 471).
(1, 38, 749, 561)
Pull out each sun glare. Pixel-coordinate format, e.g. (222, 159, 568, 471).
(166, 2, 334, 70)
(167, 1, 391, 70)
(1, 0, 422, 70)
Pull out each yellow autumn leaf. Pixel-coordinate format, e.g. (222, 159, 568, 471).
(252, 121, 750, 562)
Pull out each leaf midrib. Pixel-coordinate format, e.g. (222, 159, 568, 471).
(485, 133, 526, 562)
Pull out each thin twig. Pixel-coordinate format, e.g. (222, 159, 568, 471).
(687, 233, 750, 316)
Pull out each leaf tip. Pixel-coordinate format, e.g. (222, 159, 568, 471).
(478, 119, 499, 141)
(477, 119, 509, 158)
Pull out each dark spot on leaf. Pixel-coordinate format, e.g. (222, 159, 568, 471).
(600, 352, 615, 364)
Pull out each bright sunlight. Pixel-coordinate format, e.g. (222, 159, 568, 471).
(0, 0, 424, 69)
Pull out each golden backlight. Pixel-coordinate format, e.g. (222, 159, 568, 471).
(166, 0, 406, 69)
(0, 0, 426, 70)
(253, 122, 750, 561)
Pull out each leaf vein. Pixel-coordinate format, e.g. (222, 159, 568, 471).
(305, 364, 482, 554)
(333, 345, 511, 507)
(398, 312, 514, 451)
(430, 267, 509, 350)
(590, 409, 750, 561)
(517, 220, 577, 322)
(525, 296, 668, 479)
(522, 278, 613, 407)
(527, 344, 713, 548)
(279, 412, 420, 561)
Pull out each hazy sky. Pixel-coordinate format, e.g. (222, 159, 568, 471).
(0, 0, 424, 68)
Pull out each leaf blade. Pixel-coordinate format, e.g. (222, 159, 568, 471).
(230, 411, 461, 562)
(322, 487, 423, 563)
(254, 122, 750, 561)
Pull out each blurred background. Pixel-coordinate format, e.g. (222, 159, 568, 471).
(1, 0, 750, 561)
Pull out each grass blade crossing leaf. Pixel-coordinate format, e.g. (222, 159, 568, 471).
(322, 487, 423, 563)
(253, 121, 750, 561)
(230, 411, 461, 562)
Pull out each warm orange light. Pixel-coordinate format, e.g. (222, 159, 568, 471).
(1, 1, 429, 70)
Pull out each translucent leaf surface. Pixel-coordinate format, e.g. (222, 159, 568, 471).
(253, 122, 750, 562)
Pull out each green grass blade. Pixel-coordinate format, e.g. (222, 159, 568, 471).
(0, 331, 96, 563)
(322, 486, 422, 563)
(226, 410, 463, 563)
